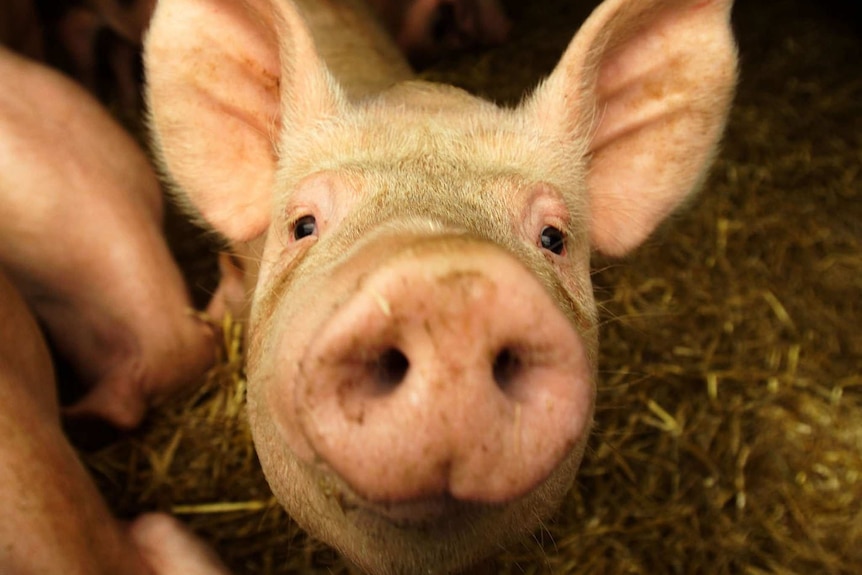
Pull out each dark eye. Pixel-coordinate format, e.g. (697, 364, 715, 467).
(293, 215, 318, 240)
(540, 226, 565, 255)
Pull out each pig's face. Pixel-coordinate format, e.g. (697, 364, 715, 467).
(146, 0, 737, 572)
(242, 85, 598, 572)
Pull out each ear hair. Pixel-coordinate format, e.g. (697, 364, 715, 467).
(526, 0, 737, 255)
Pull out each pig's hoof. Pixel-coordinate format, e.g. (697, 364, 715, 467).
(129, 513, 232, 575)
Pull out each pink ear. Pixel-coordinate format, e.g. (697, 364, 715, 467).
(530, 0, 738, 256)
(145, 0, 341, 242)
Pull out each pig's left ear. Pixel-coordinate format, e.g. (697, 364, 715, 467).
(527, 0, 738, 256)
(145, 0, 343, 242)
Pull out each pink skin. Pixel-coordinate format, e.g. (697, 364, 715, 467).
(246, 174, 597, 574)
(243, 174, 593, 507)
(0, 45, 215, 429)
(130, 514, 234, 575)
(0, 5, 230, 572)
(0, 269, 231, 575)
(146, 0, 737, 572)
(0, 269, 150, 575)
(295, 236, 592, 503)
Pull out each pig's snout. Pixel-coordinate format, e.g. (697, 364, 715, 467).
(296, 242, 593, 505)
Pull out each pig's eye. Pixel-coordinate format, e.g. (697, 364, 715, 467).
(293, 215, 318, 240)
(540, 226, 566, 255)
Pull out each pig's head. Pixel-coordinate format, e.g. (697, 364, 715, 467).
(145, 0, 736, 572)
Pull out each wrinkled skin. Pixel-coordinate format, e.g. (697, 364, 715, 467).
(147, 0, 738, 573)
(0, 1, 228, 573)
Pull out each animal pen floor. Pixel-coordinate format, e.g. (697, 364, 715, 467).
(74, 0, 860, 573)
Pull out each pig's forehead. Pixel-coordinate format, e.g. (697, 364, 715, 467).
(275, 85, 590, 193)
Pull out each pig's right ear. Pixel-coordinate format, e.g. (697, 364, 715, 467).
(145, 0, 343, 242)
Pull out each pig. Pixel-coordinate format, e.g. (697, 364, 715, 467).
(0, 270, 229, 574)
(0, 4, 229, 571)
(0, 42, 216, 428)
(145, 0, 737, 573)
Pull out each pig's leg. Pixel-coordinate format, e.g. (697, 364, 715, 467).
(0, 45, 215, 428)
(130, 513, 234, 575)
(0, 269, 149, 575)
(0, 270, 231, 575)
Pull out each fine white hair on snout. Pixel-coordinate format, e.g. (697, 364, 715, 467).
(370, 286, 392, 317)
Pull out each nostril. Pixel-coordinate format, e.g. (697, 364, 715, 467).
(492, 347, 522, 390)
(374, 347, 410, 390)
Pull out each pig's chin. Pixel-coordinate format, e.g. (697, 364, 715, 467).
(250, 415, 586, 575)
(348, 495, 484, 529)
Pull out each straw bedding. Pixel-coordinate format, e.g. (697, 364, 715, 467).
(78, 0, 861, 572)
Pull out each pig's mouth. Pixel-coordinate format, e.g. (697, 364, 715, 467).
(335, 489, 499, 532)
(315, 467, 497, 530)
(344, 493, 489, 528)
(305, 465, 551, 574)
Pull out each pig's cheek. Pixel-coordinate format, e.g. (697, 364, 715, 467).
(271, 346, 317, 463)
(557, 258, 597, 341)
(254, 295, 330, 465)
(253, 234, 314, 296)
